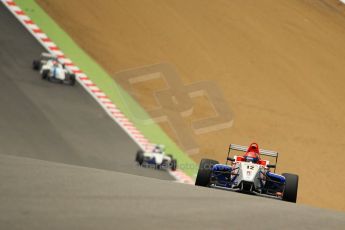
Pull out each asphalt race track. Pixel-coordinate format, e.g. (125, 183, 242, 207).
(1, 3, 345, 230)
(0, 4, 172, 180)
(1, 154, 345, 230)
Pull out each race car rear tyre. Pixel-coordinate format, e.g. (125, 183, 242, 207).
(170, 159, 177, 171)
(42, 70, 49, 79)
(195, 159, 219, 187)
(32, 60, 40, 70)
(136, 150, 144, 165)
(282, 173, 299, 203)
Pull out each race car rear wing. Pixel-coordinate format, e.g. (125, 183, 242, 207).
(227, 144, 279, 171)
(229, 144, 278, 157)
(40, 52, 55, 59)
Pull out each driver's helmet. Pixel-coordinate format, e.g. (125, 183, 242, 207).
(244, 143, 260, 163)
(50, 56, 58, 62)
(244, 152, 259, 163)
(53, 60, 59, 67)
(152, 144, 165, 154)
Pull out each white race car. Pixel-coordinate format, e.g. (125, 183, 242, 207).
(33, 53, 76, 86)
(136, 145, 177, 171)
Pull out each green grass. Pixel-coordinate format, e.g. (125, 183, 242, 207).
(14, 0, 197, 177)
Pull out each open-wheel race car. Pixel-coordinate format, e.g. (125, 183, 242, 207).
(135, 145, 177, 171)
(195, 143, 299, 203)
(33, 52, 76, 86)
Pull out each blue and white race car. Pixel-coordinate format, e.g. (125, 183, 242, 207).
(136, 145, 177, 171)
(195, 143, 299, 203)
(33, 53, 76, 86)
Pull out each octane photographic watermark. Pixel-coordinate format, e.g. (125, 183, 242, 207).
(112, 63, 233, 154)
(135, 162, 215, 171)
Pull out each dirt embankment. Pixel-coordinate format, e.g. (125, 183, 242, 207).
(37, 0, 345, 211)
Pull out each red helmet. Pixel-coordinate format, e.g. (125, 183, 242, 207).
(244, 143, 260, 163)
(247, 143, 259, 154)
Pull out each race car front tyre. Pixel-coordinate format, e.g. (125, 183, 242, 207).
(282, 173, 299, 203)
(195, 159, 219, 187)
(42, 70, 49, 80)
(170, 159, 177, 171)
(32, 60, 40, 70)
(136, 150, 144, 165)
